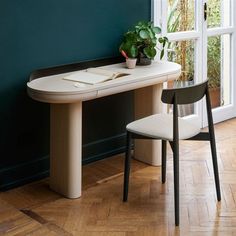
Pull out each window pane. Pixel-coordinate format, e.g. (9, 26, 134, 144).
(207, 0, 231, 28)
(167, 0, 195, 33)
(168, 40, 195, 81)
(207, 34, 231, 108)
(167, 40, 195, 116)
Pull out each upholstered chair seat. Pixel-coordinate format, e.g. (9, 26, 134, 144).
(127, 114, 201, 141)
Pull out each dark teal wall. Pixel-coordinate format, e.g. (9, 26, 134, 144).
(0, 0, 150, 189)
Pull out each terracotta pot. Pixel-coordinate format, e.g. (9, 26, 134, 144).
(209, 87, 221, 108)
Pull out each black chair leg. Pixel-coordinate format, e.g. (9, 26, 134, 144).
(206, 87, 221, 201)
(209, 133, 221, 201)
(123, 131, 132, 202)
(162, 140, 167, 184)
(173, 140, 180, 226)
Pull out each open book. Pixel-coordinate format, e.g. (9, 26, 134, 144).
(63, 68, 129, 85)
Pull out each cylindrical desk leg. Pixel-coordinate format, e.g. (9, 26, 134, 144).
(50, 102, 82, 198)
(134, 84, 163, 166)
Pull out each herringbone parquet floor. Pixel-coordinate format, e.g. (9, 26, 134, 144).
(1, 118, 236, 235)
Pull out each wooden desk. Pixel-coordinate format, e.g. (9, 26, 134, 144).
(27, 58, 181, 198)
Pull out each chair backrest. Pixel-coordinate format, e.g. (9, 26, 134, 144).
(161, 80, 214, 142)
(161, 80, 208, 105)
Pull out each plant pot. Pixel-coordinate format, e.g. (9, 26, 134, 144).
(126, 58, 137, 69)
(209, 87, 221, 108)
(137, 54, 152, 65)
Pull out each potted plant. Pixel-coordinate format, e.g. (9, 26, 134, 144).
(208, 77, 221, 108)
(207, 36, 221, 108)
(119, 21, 168, 65)
(120, 50, 137, 69)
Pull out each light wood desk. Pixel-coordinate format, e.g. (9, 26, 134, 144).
(27, 59, 181, 199)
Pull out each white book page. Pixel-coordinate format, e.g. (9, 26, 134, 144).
(86, 68, 114, 77)
(63, 71, 111, 85)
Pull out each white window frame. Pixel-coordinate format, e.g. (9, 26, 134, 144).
(152, 0, 236, 126)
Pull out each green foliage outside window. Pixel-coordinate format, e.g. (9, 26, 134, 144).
(167, 0, 221, 88)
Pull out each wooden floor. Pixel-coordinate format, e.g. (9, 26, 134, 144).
(1, 119, 236, 235)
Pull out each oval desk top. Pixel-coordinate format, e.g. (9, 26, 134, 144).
(27, 61, 181, 103)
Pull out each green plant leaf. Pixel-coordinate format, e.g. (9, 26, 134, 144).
(143, 46, 156, 59)
(153, 26, 161, 34)
(139, 29, 149, 39)
(167, 0, 179, 32)
(124, 31, 137, 42)
(163, 39, 167, 48)
(129, 45, 138, 58)
(147, 28, 155, 39)
(163, 36, 168, 41)
(152, 38, 157, 44)
(160, 49, 164, 60)
(137, 21, 147, 27)
(148, 21, 152, 27)
(169, 13, 180, 33)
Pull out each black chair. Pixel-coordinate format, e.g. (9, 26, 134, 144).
(123, 80, 221, 226)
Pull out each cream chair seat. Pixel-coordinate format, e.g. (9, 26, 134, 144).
(127, 113, 201, 141)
